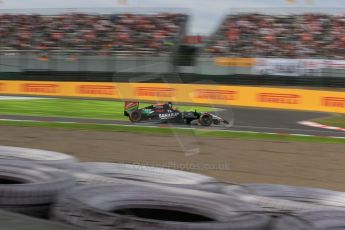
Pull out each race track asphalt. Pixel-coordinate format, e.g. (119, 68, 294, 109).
(217, 107, 345, 137)
(0, 107, 344, 138)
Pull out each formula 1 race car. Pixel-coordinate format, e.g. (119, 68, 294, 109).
(124, 101, 229, 127)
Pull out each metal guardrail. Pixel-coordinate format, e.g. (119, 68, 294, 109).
(0, 51, 174, 73)
(1, 72, 345, 89)
(0, 51, 344, 80)
(0, 50, 170, 55)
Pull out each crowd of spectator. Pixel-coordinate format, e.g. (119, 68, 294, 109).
(206, 13, 345, 58)
(0, 13, 187, 54)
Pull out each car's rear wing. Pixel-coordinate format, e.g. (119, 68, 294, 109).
(124, 101, 139, 116)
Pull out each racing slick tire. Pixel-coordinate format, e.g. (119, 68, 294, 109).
(53, 184, 270, 230)
(0, 146, 78, 168)
(129, 110, 142, 122)
(199, 113, 213, 126)
(0, 160, 75, 217)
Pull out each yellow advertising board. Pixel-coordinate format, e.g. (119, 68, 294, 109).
(0, 80, 344, 114)
(214, 57, 256, 67)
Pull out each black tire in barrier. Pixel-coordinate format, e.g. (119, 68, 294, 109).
(68, 162, 225, 192)
(0, 160, 75, 217)
(271, 210, 345, 230)
(67, 162, 217, 185)
(53, 184, 271, 230)
(222, 184, 345, 212)
(72, 171, 228, 193)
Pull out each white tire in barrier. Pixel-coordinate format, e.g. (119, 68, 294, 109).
(0, 146, 78, 167)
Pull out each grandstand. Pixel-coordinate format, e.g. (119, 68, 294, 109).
(0, 13, 187, 54)
(204, 13, 345, 58)
(0, 9, 344, 81)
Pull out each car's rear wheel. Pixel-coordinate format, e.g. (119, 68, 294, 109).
(129, 110, 142, 122)
(199, 114, 213, 126)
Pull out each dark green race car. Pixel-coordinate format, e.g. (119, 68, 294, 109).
(124, 101, 229, 127)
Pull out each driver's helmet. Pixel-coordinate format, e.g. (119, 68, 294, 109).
(167, 102, 173, 108)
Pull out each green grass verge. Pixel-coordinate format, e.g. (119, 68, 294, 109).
(0, 120, 344, 144)
(315, 115, 345, 129)
(0, 99, 214, 121)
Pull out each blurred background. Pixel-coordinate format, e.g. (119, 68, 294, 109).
(0, 1, 345, 229)
(0, 0, 343, 82)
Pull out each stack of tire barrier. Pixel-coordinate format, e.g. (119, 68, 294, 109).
(222, 184, 345, 229)
(0, 146, 77, 218)
(1, 145, 345, 229)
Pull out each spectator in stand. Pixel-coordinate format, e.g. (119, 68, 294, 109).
(0, 13, 187, 54)
(206, 13, 345, 59)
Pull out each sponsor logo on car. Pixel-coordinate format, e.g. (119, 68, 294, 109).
(77, 85, 116, 95)
(194, 89, 237, 101)
(322, 97, 345, 108)
(136, 87, 175, 97)
(21, 83, 59, 93)
(159, 112, 179, 119)
(257, 93, 301, 104)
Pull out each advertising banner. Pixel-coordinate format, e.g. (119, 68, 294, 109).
(325, 60, 345, 69)
(215, 57, 256, 67)
(0, 80, 344, 114)
(253, 58, 325, 76)
(215, 57, 345, 75)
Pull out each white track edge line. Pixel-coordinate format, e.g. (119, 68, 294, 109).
(0, 118, 344, 139)
(298, 121, 345, 132)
